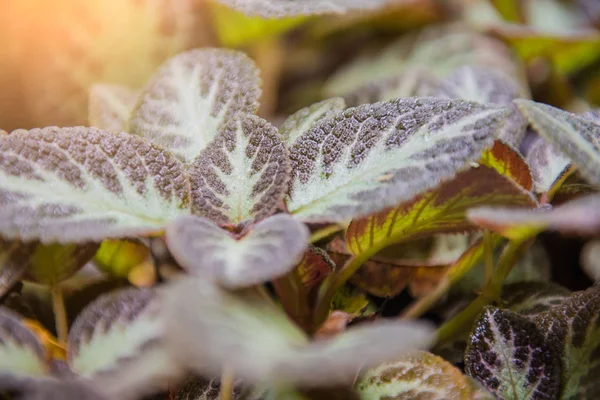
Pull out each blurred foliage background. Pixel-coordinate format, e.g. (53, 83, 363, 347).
(1, 0, 599, 133)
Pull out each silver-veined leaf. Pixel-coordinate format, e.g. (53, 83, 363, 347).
(286, 97, 508, 224)
(0, 307, 48, 377)
(213, 0, 395, 18)
(356, 351, 477, 400)
(515, 99, 600, 186)
(68, 287, 181, 400)
(161, 277, 434, 387)
(0, 239, 37, 297)
(468, 193, 600, 239)
(166, 214, 309, 288)
(433, 66, 528, 146)
(526, 136, 572, 194)
(0, 376, 109, 400)
(129, 48, 261, 163)
(0, 127, 190, 243)
(465, 306, 560, 400)
(535, 284, 600, 399)
(189, 114, 289, 226)
(88, 84, 139, 133)
(502, 282, 570, 315)
(280, 98, 346, 146)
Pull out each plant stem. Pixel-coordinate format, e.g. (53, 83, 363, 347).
(436, 238, 532, 345)
(219, 367, 235, 400)
(483, 230, 494, 285)
(400, 279, 450, 319)
(51, 285, 68, 344)
(252, 36, 283, 118)
(309, 224, 344, 244)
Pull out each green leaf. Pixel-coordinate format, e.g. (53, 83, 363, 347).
(324, 24, 524, 103)
(213, 0, 394, 18)
(286, 98, 509, 224)
(331, 285, 371, 317)
(68, 287, 179, 399)
(432, 66, 528, 146)
(356, 351, 477, 399)
(280, 98, 346, 146)
(26, 243, 99, 285)
(94, 240, 150, 279)
(526, 136, 573, 194)
(515, 99, 600, 186)
(0, 127, 190, 243)
(345, 165, 535, 258)
(465, 306, 561, 400)
(0, 307, 48, 378)
(189, 114, 290, 226)
(161, 276, 435, 387)
(88, 84, 138, 133)
(166, 214, 309, 288)
(535, 284, 600, 399)
(491, 0, 524, 22)
(129, 49, 261, 163)
(468, 193, 600, 239)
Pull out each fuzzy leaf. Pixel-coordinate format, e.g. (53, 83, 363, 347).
(526, 136, 572, 194)
(345, 165, 535, 257)
(25, 243, 99, 285)
(94, 240, 150, 279)
(68, 287, 180, 400)
(515, 99, 600, 186)
(281, 98, 346, 146)
(130, 49, 261, 163)
(433, 66, 528, 146)
(173, 377, 246, 400)
(535, 284, 600, 399)
(479, 140, 533, 190)
(0, 240, 37, 297)
(189, 114, 290, 226)
(161, 277, 435, 387)
(296, 245, 335, 289)
(213, 0, 394, 18)
(465, 306, 560, 400)
(166, 214, 309, 288)
(356, 351, 476, 399)
(287, 98, 508, 224)
(468, 193, 600, 239)
(0, 127, 190, 243)
(88, 84, 138, 133)
(325, 24, 524, 102)
(0, 376, 109, 400)
(502, 282, 570, 315)
(0, 307, 48, 377)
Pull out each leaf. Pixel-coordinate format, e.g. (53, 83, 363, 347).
(68, 287, 180, 400)
(491, 0, 525, 22)
(502, 282, 570, 315)
(464, 306, 561, 400)
(433, 66, 528, 146)
(468, 193, 600, 239)
(166, 214, 309, 288)
(480, 140, 533, 190)
(174, 376, 243, 400)
(0, 376, 110, 400)
(161, 276, 435, 387)
(356, 351, 476, 399)
(25, 243, 99, 285)
(129, 48, 261, 163)
(296, 245, 335, 289)
(526, 136, 573, 194)
(213, 0, 395, 18)
(0, 127, 190, 243)
(535, 284, 600, 398)
(280, 98, 346, 146)
(189, 114, 290, 226)
(582, 239, 600, 281)
(88, 84, 138, 133)
(515, 99, 600, 186)
(0, 307, 48, 377)
(0, 239, 38, 297)
(287, 97, 509, 224)
(345, 165, 536, 257)
(324, 24, 524, 102)
(94, 240, 150, 279)
(331, 285, 371, 317)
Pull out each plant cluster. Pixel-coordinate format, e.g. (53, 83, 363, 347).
(1, 0, 600, 399)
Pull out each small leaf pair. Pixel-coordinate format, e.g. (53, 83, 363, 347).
(0, 288, 178, 400)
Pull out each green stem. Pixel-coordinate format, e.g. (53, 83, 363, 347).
(400, 279, 450, 319)
(51, 285, 68, 344)
(219, 367, 235, 400)
(436, 238, 533, 345)
(309, 224, 344, 244)
(483, 230, 494, 286)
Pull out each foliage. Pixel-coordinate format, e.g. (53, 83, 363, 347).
(2, 0, 600, 398)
